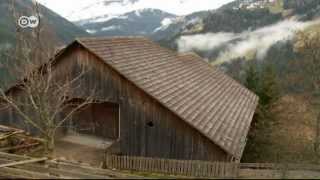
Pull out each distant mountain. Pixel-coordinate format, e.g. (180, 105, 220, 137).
(0, 0, 88, 46)
(68, 0, 216, 41)
(161, 0, 320, 53)
(155, 11, 211, 47)
(145, 0, 320, 95)
(0, 0, 89, 88)
(75, 8, 177, 39)
(220, 0, 320, 20)
(75, 0, 316, 51)
(66, 0, 141, 21)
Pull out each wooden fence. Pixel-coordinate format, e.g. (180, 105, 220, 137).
(105, 154, 239, 178)
(0, 152, 140, 179)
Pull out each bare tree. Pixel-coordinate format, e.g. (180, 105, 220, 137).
(294, 30, 320, 162)
(0, 0, 96, 156)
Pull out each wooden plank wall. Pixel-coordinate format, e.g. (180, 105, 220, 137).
(73, 46, 231, 161)
(0, 44, 232, 162)
(105, 154, 239, 178)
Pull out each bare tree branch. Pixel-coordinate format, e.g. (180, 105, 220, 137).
(0, 1, 97, 155)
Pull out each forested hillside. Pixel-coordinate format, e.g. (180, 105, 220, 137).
(0, 0, 89, 88)
(158, 0, 320, 163)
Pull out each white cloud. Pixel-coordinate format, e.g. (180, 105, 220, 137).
(153, 17, 175, 32)
(161, 18, 173, 26)
(177, 18, 320, 64)
(37, 0, 234, 21)
(86, 29, 97, 33)
(101, 25, 121, 31)
(177, 32, 236, 52)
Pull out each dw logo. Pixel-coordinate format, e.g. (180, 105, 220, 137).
(18, 16, 39, 28)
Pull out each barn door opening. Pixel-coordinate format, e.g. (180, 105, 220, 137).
(59, 99, 120, 147)
(56, 99, 120, 165)
(68, 100, 119, 140)
(74, 102, 119, 139)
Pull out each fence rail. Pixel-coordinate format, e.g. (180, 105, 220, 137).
(105, 154, 239, 178)
(240, 163, 320, 171)
(0, 152, 139, 179)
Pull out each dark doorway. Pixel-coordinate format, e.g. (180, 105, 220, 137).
(69, 101, 120, 140)
(56, 100, 120, 166)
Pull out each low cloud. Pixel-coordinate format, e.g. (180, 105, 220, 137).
(177, 17, 320, 64)
(177, 32, 236, 52)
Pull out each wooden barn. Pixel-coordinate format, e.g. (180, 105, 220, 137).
(0, 37, 258, 162)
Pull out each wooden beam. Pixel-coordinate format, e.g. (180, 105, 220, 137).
(0, 125, 25, 133)
(49, 160, 140, 178)
(0, 157, 48, 168)
(0, 152, 139, 178)
(0, 131, 24, 141)
(0, 166, 62, 179)
(0, 158, 111, 179)
(0, 143, 40, 152)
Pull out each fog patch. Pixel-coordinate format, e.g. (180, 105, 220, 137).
(177, 32, 236, 52)
(177, 17, 320, 64)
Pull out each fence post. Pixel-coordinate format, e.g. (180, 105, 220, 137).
(105, 153, 110, 169)
(103, 154, 246, 178)
(235, 163, 240, 178)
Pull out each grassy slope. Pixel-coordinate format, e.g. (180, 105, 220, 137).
(267, 94, 316, 163)
(242, 25, 320, 163)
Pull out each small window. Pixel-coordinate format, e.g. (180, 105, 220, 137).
(146, 121, 154, 127)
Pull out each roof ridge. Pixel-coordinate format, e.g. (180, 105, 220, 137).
(76, 36, 150, 41)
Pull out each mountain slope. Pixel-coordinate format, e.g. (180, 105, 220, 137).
(75, 8, 177, 38)
(155, 10, 211, 47)
(0, 0, 88, 45)
(0, 0, 89, 88)
(171, 0, 320, 58)
(153, 0, 320, 99)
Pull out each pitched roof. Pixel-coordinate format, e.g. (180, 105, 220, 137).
(74, 37, 258, 159)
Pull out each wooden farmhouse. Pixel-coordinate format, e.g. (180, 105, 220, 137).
(0, 37, 258, 162)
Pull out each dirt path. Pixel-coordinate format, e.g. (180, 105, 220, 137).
(55, 134, 114, 167)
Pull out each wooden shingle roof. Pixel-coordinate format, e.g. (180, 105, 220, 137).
(75, 37, 259, 159)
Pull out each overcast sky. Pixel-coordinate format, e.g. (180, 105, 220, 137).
(37, 0, 234, 21)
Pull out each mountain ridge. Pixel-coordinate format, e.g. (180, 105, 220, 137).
(74, 8, 178, 39)
(0, 0, 89, 45)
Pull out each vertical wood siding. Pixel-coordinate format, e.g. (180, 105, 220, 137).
(0, 45, 230, 161)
